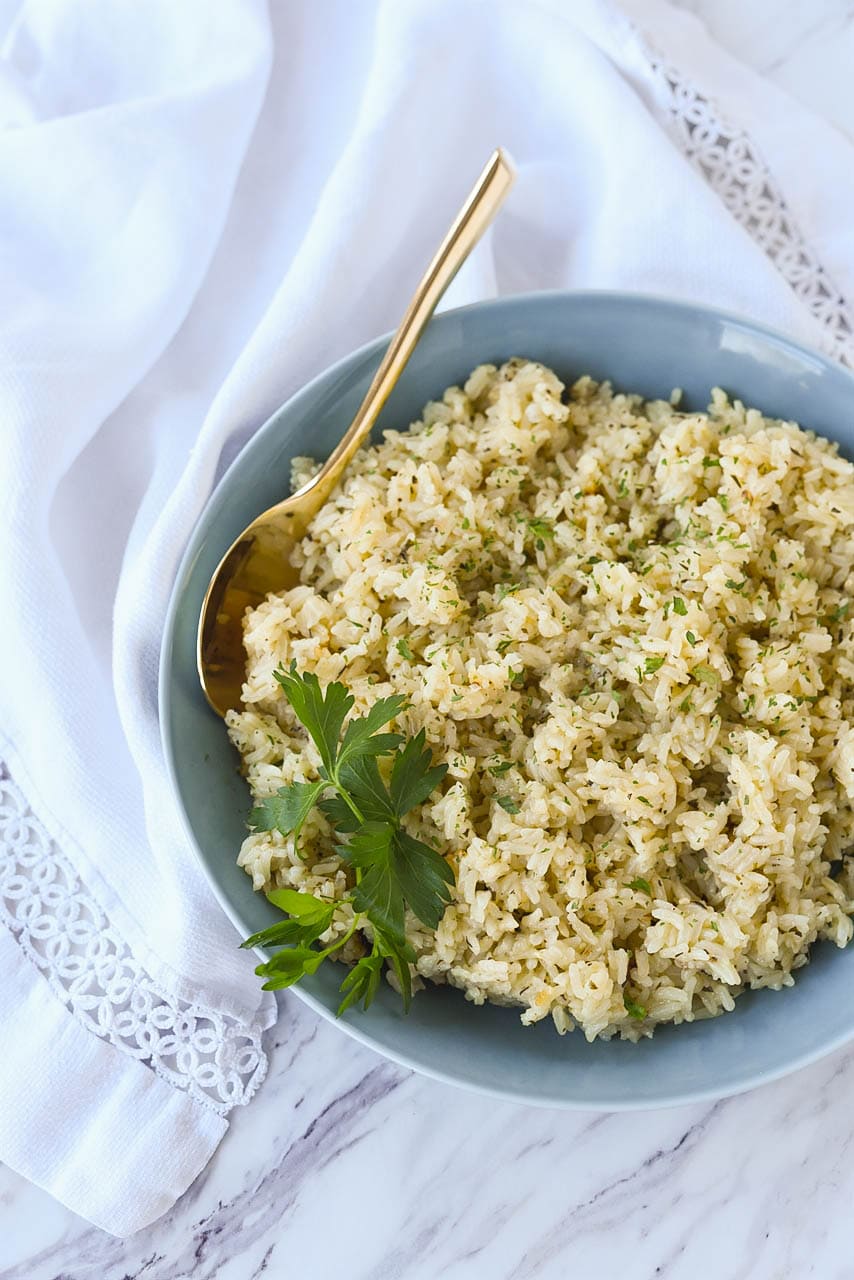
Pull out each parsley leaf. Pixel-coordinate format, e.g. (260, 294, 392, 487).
(393, 830, 454, 929)
(337, 695, 406, 770)
(373, 925, 415, 1011)
(249, 781, 326, 842)
(346, 821, 403, 938)
(526, 517, 555, 541)
(267, 887, 334, 924)
(317, 789, 361, 832)
(247, 666, 453, 1015)
(672, 597, 687, 616)
(624, 994, 647, 1021)
(497, 796, 520, 814)
(626, 877, 652, 895)
(242, 916, 326, 951)
(396, 637, 414, 661)
(254, 944, 327, 990)
(242, 890, 336, 952)
(345, 825, 453, 936)
(337, 952, 384, 1015)
(390, 729, 448, 815)
(644, 656, 665, 674)
(337, 754, 397, 824)
(274, 663, 353, 774)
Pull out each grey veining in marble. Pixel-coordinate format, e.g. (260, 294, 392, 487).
(6, 993, 854, 1279)
(3, 1, 854, 1276)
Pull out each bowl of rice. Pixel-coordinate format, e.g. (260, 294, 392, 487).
(161, 291, 854, 1108)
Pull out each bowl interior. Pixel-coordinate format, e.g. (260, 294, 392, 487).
(161, 292, 854, 1108)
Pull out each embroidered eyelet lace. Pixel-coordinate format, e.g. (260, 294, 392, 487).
(0, 767, 266, 1115)
(1, 39, 852, 1119)
(643, 54, 854, 369)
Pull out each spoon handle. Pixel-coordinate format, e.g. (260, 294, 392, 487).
(297, 147, 516, 511)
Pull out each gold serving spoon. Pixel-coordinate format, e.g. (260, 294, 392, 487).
(197, 147, 516, 717)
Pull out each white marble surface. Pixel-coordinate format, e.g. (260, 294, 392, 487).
(7, 995, 854, 1280)
(4, 2, 854, 1277)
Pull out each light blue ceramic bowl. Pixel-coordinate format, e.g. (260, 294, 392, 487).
(160, 291, 854, 1109)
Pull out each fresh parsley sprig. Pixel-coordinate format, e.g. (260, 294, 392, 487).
(242, 663, 453, 1015)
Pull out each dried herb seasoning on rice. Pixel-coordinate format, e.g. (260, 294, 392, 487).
(227, 359, 854, 1040)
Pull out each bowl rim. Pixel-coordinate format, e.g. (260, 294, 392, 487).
(159, 288, 854, 1110)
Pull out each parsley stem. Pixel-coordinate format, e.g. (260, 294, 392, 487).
(331, 771, 366, 826)
(320, 910, 361, 958)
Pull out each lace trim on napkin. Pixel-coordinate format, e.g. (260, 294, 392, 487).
(0, 765, 267, 1116)
(642, 53, 854, 369)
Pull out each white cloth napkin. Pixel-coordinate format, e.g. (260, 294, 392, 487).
(1, 0, 852, 1237)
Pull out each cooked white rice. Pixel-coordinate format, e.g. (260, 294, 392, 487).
(227, 359, 854, 1040)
